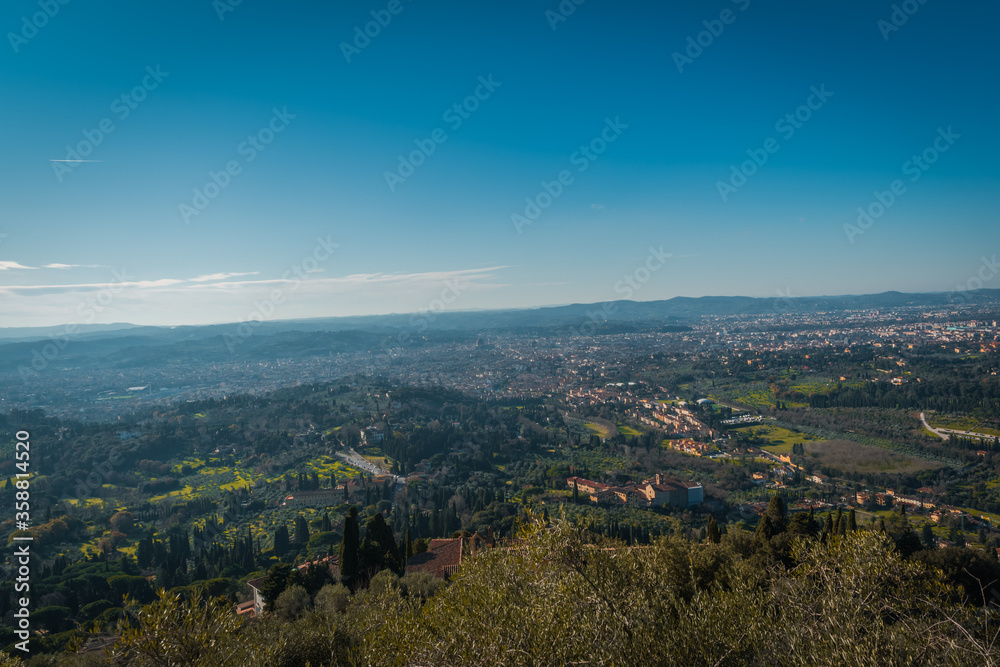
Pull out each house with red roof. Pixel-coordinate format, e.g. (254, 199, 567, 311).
(405, 531, 495, 579)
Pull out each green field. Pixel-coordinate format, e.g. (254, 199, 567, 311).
(584, 420, 618, 439)
(585, 422, 609, 438)
(749, 424, 815, 454)
(617, 424, 643, 437)
(710, 382, 775, 410)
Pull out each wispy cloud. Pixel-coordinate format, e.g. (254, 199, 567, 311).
(0, 279, 186, 294)
(0, 261, 37, 271)
(189, 272, 260, 282)
(0, 266, 513, 326)
(1, 261, 109, 271)
(0, 266, 508, 297)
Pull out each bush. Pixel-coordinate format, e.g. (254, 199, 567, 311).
(273, 585, 310, 621)
(399, 571, 443, 601)
(79, 599, 115, 622)
(314, 583, 351, 615)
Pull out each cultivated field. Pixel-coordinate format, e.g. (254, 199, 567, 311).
(803, 439, 941, 474)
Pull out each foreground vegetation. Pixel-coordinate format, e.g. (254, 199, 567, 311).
(7, 504, 997, 666)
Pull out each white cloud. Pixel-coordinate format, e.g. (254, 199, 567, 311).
(189, 272, 261, 282)
(0, 261, 37, 271)
(0, 278, 185, 294)
(0, 266, 514, 326)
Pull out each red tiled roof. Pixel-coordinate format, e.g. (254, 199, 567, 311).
(235, 601, 256, 618)
(406, 538, 464, 578)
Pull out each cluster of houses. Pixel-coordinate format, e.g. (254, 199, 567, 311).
(636, 402, 719, 440)
(566, 385, 720, 442)
(856, 488, 935, 511)
(566, 474, 703, 508)
(662, 438, 713, 457)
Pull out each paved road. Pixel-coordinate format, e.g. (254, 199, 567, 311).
(920, 412, 995, 441)
(335, 448, 406, 502)
(336, 448, 400, 482)
(920, 412, 949, 440)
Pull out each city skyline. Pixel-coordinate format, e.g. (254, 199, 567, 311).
(1, 0, 998, 327)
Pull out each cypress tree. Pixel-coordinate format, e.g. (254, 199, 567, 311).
(360, 512, 402, 577)
(273, 525, 290, 555)
(340, 507, 360, 587)
(755, 515, 775, 543)
(847, 508, 857, 532)
(821, 513, 834, 542)
(922, 523, 936, 548)
(294, 515, 310, 545)
(706, 515, 721, 544)
(764, 495, 788, 534)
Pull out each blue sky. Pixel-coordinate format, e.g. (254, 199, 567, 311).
(1, 0, 997, 327)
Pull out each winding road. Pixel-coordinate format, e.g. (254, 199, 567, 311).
(920, 412, 995, 442)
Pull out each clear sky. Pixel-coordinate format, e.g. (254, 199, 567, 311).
(1, 0, 997, 327)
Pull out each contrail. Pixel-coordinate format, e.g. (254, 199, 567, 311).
(49, 159, 103, 162)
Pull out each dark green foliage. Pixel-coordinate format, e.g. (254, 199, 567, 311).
(258, 564, 292, 613)
(705, 515, 721, 544)
(914, 546, 1000, 606)
(922, 523, 936, 548)
(273, 525, 290, 555)
(763, 495, 788, 534)
(789, 510, 818, 537)
(108, 574, 156, 605)
(308, 530, 340, 552)
(31, 606, 73, 633)
(339, 507, 361, 586)
(360, 513, 403, 578)
(79, 599, 115, 622)
(294, 515, 310, 545)
(754, 515, 775, 542)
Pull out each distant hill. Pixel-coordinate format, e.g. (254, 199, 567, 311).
(0, 322, 141, 342)
(0, 289, 997, 353)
